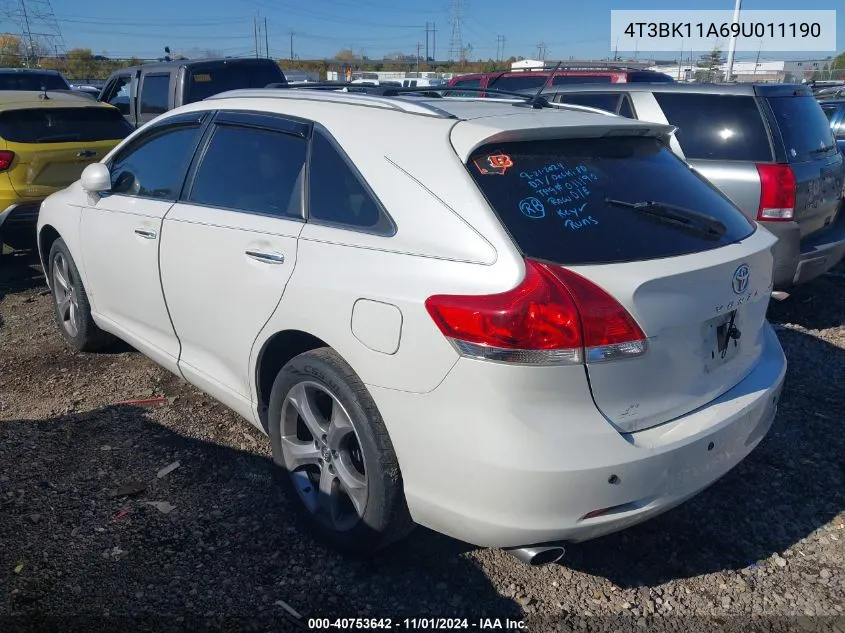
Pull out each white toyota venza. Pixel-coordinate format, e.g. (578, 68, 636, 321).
(37, 88, 787, 565)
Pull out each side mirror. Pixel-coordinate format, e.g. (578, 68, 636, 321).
(80, 163, 111, 193)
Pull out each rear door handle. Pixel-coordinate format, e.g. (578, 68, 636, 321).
(245, 249, 285, 264)
(134, 228, 157, 239)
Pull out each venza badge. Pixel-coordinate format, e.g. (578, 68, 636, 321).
(732, 263, 750, 295)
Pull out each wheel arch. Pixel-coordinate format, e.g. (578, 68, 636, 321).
(38, 224, 62, 286)
(254, 329, 331, 432)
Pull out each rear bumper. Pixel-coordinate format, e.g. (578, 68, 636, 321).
(370, 324, 786, 549)
(0, 199, 43, 235)
(765, 209, 845, 288)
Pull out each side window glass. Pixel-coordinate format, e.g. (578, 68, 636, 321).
(109, 125, 202, 200)
(104, 75, 130, 114)
(308, 130, 394, 235)
(188, 125, 307, 218)
(140, 74, 170, 115)
(447, 78, 481, 97)
(556, 93, 620, 114)
(618, 95, 636, 119)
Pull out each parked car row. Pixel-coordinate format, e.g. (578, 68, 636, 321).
(31, 77, 800, 565)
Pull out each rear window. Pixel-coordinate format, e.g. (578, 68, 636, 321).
(490, 75, 547, 92)
(467, 137, 755, 266)
(185, 63, 285, 103)
(627, 71, 674, 83)
(654, 92, 772, 162)
(0, 107, 133, 144)
(0, 72, 69, 91)
(766, 95, 838, 162)
(551, 75, 613, 85)
(554, 93, 621, 114)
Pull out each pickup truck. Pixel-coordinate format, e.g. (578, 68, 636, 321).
(97, 57, 287, 128)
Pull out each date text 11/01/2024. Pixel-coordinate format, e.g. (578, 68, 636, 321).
(307, 618, 526, 630)
(623, 21, 821, 39)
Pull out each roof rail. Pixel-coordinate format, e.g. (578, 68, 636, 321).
(205, 87, 458, 118)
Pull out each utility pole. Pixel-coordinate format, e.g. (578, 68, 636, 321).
(613, 37, 618, 62)
(724, 0, 742, 81)
(425, 23, 430, 62)
(254, 13, 259, 58)
(289, 31, 295, 61)
(432, 23, 436, 63)
(416, 42, 421, 72)
(678, 41, 683, 80)
(496, 35, 505, 62)
(264, 17, 269, 58)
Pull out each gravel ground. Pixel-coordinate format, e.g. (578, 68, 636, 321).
(1, 248, 844, 633)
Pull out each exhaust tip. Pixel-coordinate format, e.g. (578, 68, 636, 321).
(505, 545, 566, 566)
(771, 291, 790, 301)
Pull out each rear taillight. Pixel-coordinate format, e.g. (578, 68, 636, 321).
(756, 163, 795, 221)
(0, 150, 15, 172)
(424, 260, 647, 366)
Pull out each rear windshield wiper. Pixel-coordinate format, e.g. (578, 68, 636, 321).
(809, 144, 836, 155)
(605, 198, 727, 238)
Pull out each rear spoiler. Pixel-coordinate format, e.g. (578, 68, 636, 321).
(450, 117, 678, 163)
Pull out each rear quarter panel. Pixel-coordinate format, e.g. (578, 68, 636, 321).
(248, 102, 525, 396)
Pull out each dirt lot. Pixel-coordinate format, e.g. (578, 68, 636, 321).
(1, 248, 844, 632)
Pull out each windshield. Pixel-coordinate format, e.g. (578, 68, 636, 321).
(185, 63, 286, 102)
(0, 72, 70, 91)
(467, 136, 755, 265)
(766, 95, 838, 161)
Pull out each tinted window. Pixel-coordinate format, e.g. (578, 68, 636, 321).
(490, 75, 547, 92)
(140, 74, 170, 114)
(188, 125, 306, 218)
(820, 104, 837, 120)
(628, 71, 674, 83)
(654, 93, 772, 161)
(551, 75, 612, 85)
(185, 63, 285, 103)
(555, 93, 620, 113)
(308, 130, 393, 234)
(103, 75, 131, 115)
(467, 137, 755, 265)
(0, 72, 69, 91)
(618, 96, 635, 119)
(109, 125, 202, 200)
(446, 77, 481, 97)
(0, 107, 132, 143)
(766, 95, 838, 161)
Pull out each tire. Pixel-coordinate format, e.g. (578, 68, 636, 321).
(268, 347, 414, 554)
(48, 238, 114, 352)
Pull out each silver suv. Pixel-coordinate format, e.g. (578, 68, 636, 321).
(534, 83, 845, 290)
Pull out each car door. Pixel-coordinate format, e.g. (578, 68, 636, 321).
(158, 111, 308, 419)
(137, 72, 172, 127)
(79, 112, 209, 374)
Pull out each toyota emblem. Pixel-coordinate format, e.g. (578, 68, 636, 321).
(732, 264, 750, 295)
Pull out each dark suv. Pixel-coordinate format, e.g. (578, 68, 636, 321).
(533, 82, 845, 290)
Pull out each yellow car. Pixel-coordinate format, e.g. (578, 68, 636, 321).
(0, 90, 132, 250)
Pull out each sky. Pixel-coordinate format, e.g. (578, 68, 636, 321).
(0, 0, 842, 63)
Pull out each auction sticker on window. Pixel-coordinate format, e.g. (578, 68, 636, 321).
(610, 10, 836, 52)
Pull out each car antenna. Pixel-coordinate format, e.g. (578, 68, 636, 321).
(526, 61, 562, 109)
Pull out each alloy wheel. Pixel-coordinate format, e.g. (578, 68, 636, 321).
(52, 252, 79, 338)
(280, 381, 368, 531)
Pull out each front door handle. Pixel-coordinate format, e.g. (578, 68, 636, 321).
(134, 228, 157, 239)
(245, 249, 285, 265)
